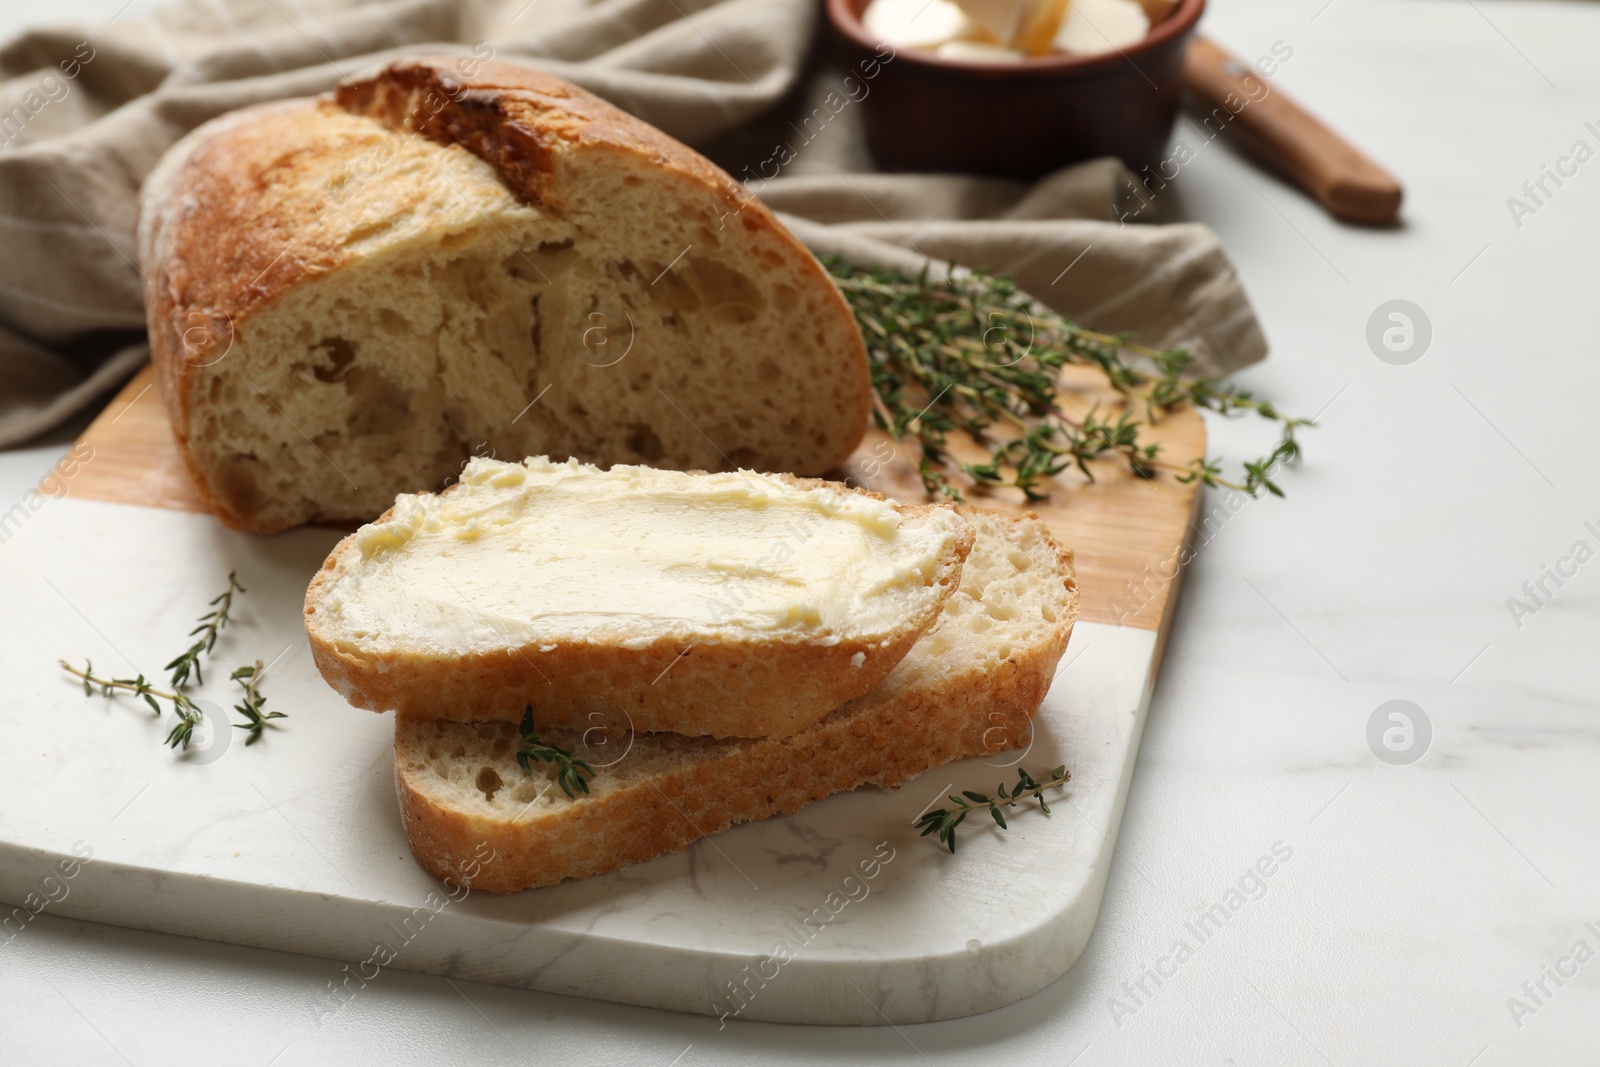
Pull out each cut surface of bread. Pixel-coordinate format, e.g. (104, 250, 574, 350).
(138, 58, 871, 534)
(392, 508, 1078, 893)
(306, 457, 975, 739)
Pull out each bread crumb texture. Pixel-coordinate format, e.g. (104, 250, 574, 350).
(144, 62, 870, 533)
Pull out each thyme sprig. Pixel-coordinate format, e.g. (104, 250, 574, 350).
(825, 258, 1311, 501)
(515, 705, 596, 799)
(230, 661, 286, 745)
(916, 765, 1071, 853)
(60, 659, 206, 750)
(61, 572, 285, 752)
(165, 570, 245, 688)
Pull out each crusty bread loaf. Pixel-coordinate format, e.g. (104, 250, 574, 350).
(392, 508, 1078, 893)
(305, 457, 975, 739)
(137, 58, 871, 535)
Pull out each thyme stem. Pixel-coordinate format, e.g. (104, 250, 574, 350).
(827, 258, 1311, 502)
(164, 570, 245, 688)
(917, 765, 1071, 853)
(60, 659, 205, 750)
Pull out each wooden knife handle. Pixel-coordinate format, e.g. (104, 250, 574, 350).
(1183, 35, 1403, 226)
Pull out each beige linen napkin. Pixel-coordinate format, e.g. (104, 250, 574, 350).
(0, 0, 1266, 447)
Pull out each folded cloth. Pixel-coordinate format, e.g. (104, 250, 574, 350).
(0, 0, 1266, 448)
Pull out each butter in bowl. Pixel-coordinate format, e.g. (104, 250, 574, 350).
(865, 0, 1169, 62)
(828, 0, 1204, 177)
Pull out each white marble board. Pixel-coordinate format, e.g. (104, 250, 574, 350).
(0, 496, 1166, 1025)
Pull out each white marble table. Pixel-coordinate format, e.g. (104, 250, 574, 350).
(4, 0, 1599, 1062)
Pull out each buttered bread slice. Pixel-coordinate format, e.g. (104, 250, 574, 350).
(392, 508, 1078, 893)
(305, 457, 975, 738)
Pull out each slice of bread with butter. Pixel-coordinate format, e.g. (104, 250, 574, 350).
(305, 457, 976, 739)
(392, 507, 1078, 892)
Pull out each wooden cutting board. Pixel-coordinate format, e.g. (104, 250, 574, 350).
(72, 364, 1205, 632)
(0, 364, 1205, 1026)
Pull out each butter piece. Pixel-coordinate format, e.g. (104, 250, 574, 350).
(865, 0, 1151, 58)
(946, 0, 1068, 54)
(332, 457, 965, 652)
(862, 0, 974, 49)
(1052, 0, 1150, 56)
(935, 40, 1026, 62)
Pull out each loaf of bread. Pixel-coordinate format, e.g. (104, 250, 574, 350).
(392, 508, 1078, 893)
(138, 59, 872, 534)
(305, 457, 975, 739)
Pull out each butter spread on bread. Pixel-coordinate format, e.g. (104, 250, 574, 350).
(305, 458, 975, 739)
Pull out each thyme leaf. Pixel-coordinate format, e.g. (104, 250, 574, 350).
(231, 661, 286, 746)
(515, 705, 596, 799)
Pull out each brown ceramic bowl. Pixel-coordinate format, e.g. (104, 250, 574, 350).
(828, 0, 1205, 178)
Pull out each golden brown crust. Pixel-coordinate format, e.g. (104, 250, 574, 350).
(140, 99, 344, 531)
(394, 509, 1079, 893)
(334, 59, 746, 221)
(304, 477, 976, 739)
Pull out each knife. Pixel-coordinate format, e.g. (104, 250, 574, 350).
(1182, 34, 1404, 226)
